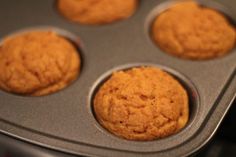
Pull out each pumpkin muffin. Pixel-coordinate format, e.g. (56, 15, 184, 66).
(152, 1, 236, 60)
(0, 31, 80, 96)
(93, 67, 189, 141)
(57, 0, 138, 25)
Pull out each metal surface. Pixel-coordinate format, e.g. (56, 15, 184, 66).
(0, 0, 235, 156)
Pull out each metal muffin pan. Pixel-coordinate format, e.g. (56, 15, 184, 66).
(0, 0, 235, 156)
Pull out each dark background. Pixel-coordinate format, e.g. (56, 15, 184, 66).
(196, 98, 236, 157)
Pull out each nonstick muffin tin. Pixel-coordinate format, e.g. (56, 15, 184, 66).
(0, 0, 236, 157)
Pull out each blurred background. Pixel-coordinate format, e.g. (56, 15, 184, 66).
(196, 98, 236, 157)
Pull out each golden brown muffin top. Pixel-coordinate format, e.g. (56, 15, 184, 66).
(0, 31, 80, 96)
(152, 1, 236, 60)
(94, 67, 189, 140)
(57, 0, 138, 25)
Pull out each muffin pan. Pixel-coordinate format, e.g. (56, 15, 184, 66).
(0, 0, 235, 156)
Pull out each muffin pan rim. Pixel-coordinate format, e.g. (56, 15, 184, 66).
(1, 71, 234, 157)
(0, 75, 235, 156)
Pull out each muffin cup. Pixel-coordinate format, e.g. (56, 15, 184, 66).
(89, 63, 199, 141)
(0, 26, 83, 96)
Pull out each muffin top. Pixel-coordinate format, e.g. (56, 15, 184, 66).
(0, 31, 80, 96)
(94, 67, 189, 140)
(57, 0, 138, 25)
(152, 1, 236, 60)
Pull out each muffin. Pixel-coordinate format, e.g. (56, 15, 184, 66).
(152, 1, 236, 60)
(93, 67, 189, 141)
(57, 0, 138, 25)
(0, 31, 80, 96)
